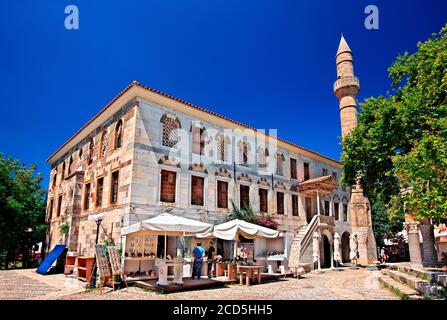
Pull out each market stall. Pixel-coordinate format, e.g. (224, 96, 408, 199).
(121, 213, 213, 286)
(198, 219, 281, 282)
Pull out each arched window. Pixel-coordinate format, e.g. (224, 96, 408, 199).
(275, 153, 285, 176)
(216, 134, 226, 162)
(67, 156, 73, 175)
(87, 139, 94, 165)
(239, 141, 249, 167)
(61, 161, 66, 180)
(114, 119, 123, 150)
(162, 116, 180, 148)
(192, 126, 205, 155)
(100, 131, 108, 158)
(52, 171, 57, 189)
(78, 147, 83, 159)
(258, 148, 269, 169)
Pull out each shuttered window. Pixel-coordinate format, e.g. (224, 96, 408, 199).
(292, 195, 299, 216)
(290, 158, 297, 179)
(191, 176, 204, 206)
(160, 170, 176, 203)
(217, 180, 228, 209)
(304, 162, 310, 180)
(276, 192, 284, 215)
(259, 188, 268, 213)
(110, 171, 119, 204)
(240, 185, 250, 209)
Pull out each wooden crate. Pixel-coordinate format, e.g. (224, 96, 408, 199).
(77, 256, 94, 282)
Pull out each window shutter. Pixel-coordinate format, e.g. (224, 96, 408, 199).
(276, 192, 284, 214)
(191, 176, 204, 206)
(292, 194, 299, 216)
(161, 170, 176, 203)
(259, 189, 268, 213)
(240, 185, 250, 209)
(217, 181, 228, 209)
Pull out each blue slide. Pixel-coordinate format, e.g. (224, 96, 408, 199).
(36, 244, 67, 275)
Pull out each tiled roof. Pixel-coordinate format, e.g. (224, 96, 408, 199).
(298, 175, 338, 186)
(47, 81, 342, 165)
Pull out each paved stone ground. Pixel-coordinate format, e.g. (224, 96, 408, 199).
(0, 268, 397, 300)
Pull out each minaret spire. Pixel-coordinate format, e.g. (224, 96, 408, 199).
(334, 35, 378, 265)
(334, 35, 359, 138)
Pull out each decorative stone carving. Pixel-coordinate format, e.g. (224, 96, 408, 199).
(333, 232, 342, 268)
(349, 233, 359, 268)
(312, 232, 321, 271)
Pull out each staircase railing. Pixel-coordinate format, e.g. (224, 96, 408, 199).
(298, 214, 320, 260)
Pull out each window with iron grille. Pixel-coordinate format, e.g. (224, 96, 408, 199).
(275, 154, 284, 176)
(87, 139, 94, 165)
(258, 148, 268, 169)
(276, 192, 284, 214)
(192, 127, 205, 155)
(191, 175, 204, 206)
(160, 170, 176, 203)
(100, 131, 108, 158)
(343, 204, 348, 221)
(162, 118, 179, 148)
(216, 135, 226, 162)
(217, 180, 228, 209)
(239, 142, 249, 166)
(292, 194, 299, 216)
(259, 188, 268, 213)
(115, 119, 123, 149)
(110, 171, 119, 204)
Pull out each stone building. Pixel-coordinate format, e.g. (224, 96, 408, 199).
(45, 36, 373, 268)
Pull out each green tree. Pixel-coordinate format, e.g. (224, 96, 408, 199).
(342, 24, 447, 237)
(0, 154, 47, 269)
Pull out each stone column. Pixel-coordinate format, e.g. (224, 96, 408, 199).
(419, 218, 438, 267)
(316, 189, 321, 216)
(329, 198, 334, 217)
(405, 221, 423, 267)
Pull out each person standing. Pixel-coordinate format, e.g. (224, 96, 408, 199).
(192, 242, 205, 280)
(206, 241, 215, 278)
(380, 247, 387, 264)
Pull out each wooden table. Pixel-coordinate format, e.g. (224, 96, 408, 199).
(237, 265, 263, 286)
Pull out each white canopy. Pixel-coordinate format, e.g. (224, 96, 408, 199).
(121, 213, 214, 236)
(204, 219, 280, 240)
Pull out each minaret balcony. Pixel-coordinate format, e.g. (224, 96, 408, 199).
(333, 76, 360, 93)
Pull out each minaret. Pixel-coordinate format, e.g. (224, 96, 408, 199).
(334, 35, 378, 265)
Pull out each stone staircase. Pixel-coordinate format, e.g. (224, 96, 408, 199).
(288, 215, 320, 270)
(378, 264, 447, 300)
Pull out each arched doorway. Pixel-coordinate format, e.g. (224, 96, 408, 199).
(322, 235, 332, 268)
(341, 232, 350, 263)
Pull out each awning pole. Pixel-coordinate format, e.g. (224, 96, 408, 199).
(164, 232, 167, 260)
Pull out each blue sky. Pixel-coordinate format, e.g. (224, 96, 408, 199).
(0, 0, 446, 188)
